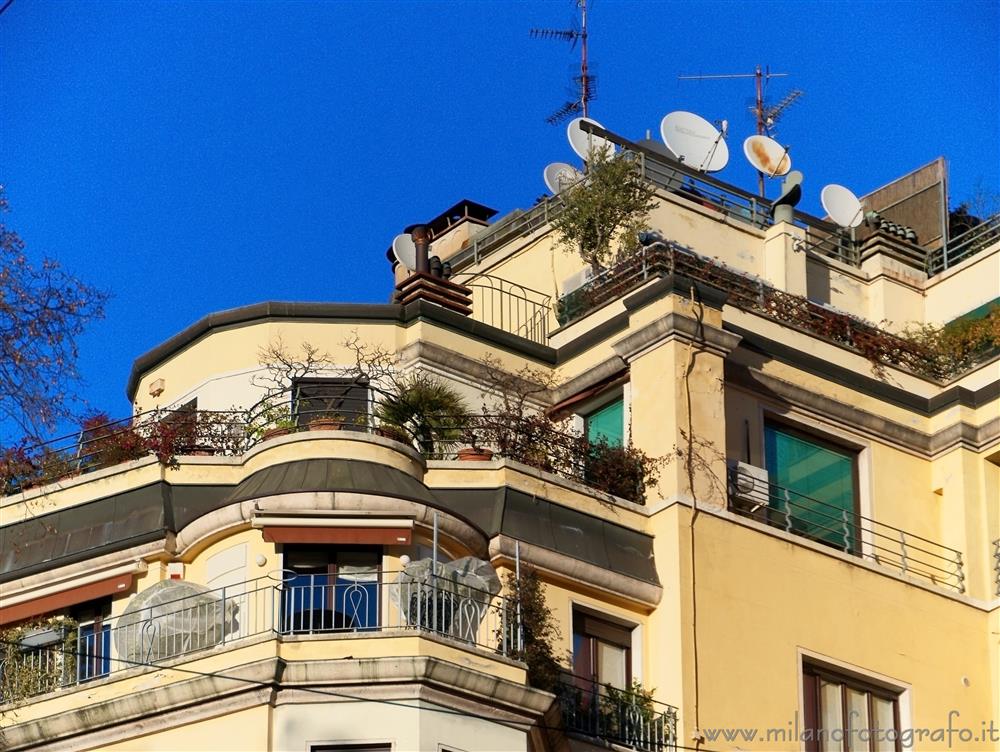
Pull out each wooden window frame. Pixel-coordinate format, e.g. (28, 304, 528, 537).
(571, 610, 634, 690)
(802, 663, 902, 752)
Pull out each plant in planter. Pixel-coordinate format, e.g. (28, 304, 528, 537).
(0, 445, 36, 495)
(497, 568, 564, 692)
(374, 373, 469, 456)
(551, 146, 656, 275)
(0, 615, 79, 704)
(585, 439, 663, 504)
(79, 412, 148, 470)
(247, 401, 297, 443)
(308, 414, 344, 431)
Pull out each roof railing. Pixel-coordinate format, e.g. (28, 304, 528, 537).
(927, 212, 1000, 275)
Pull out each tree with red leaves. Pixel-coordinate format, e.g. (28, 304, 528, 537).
(0, 188, 109, 444)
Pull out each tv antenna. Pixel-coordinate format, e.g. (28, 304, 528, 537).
(531, 0, 595, 124)
(679, 65, 802, 195)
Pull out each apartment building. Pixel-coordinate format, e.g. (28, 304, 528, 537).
(1, 123, 997, 752)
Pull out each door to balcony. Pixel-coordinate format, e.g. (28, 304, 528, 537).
(280, 547, 381, 634)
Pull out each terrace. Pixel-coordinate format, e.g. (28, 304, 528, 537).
(554, 240, 997, 382)
(452, 122, 1000, 278)
(0, 570, 520, 703)
(0, 391, 658, 506)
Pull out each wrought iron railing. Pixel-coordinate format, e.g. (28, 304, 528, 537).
(557, 677, 677, 752)
(553, 241, 992, 381)
(727, 467, 965, 593)
(1, 397, 655, 504)
(455, 123, 859, 271)
(927, 212, 1000, 275)
(456, 273, 553, 344)
(0, 571, 520, 703)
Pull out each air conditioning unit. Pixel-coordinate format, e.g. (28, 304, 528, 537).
(730, 461, 770, 513)
(561, 267, 596, 295)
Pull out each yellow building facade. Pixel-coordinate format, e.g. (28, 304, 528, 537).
(1, 129, 998, 752)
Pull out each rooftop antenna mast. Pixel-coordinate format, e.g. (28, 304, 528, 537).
(531, 0, 595, 124)
(679, 65, 802, 196)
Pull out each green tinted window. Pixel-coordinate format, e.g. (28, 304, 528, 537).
(586, 398, 624, 447)
(764, 424, 856, 552)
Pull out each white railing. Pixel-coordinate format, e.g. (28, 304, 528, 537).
(1, 571, 520, 703)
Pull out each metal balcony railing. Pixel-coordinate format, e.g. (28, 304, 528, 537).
(0, 571, 521, 703)
(557, 677, 677, 752)
(927, 212, 1000, 275)
(2, 395, 656, 505)
(456, 273, 553, 344)
(552, 241, 995, 381)
(727, 467, 965, 593)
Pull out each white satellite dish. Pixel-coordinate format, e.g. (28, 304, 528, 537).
(743, 135, 791, 177)
(821, 184, 864, 229)
(567, 117, 615, 161)
(543, 162, 584, 193)
(392, 233, 417, 271)
(659, 111, 729, 172)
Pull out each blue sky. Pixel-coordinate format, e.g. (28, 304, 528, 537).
(1, 0, 998, 433)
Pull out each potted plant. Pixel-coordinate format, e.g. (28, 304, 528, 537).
(374, 374, 468, 456)
(248, 402, 297, 443)
(79, 412, 149, 470)
(456, 423, 494, 461)
(308, 413, 344, 431)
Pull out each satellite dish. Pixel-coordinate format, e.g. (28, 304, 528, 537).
(392, 233, 417, 271)
(821, 184, 864, 229)
(543, 162, 584, 193)
(659, 111, 729, 172)
(567, 117, 615, 161)
(743, 135, 791, 177)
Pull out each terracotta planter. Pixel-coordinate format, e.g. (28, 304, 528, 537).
(261, 426, 293, 441)
(309, 417, 344, 431)
(376, 426, 411, 443)
(457, 447, 494, 462)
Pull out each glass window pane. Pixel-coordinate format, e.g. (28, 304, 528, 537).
(819, 680, 844, 752)
(764, 425, 856, 551)
(597, 641, 627, 690)
(846, 688, 870, 752)
(587, 399, 624, 447)
(873, 697, 897, 752)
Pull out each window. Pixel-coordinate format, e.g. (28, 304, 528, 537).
(572, 611, 632, 692)
(77, 620, 111, 682)
(312, 746, 390, 752)
(763, 422, 859, 553)
(293, 378, 369, 429)
(803, 664, 901, 752)
(280, 547, 380, 633)
(585, 397, 624, 447)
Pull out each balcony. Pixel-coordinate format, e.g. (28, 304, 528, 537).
(0, 570, 520, 704)
(557, 677, 677, 752)
(1, 395, 656, 505)
(727, 466, 965, 593)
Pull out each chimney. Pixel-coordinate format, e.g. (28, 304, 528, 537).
(395, 223, 473, 316)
